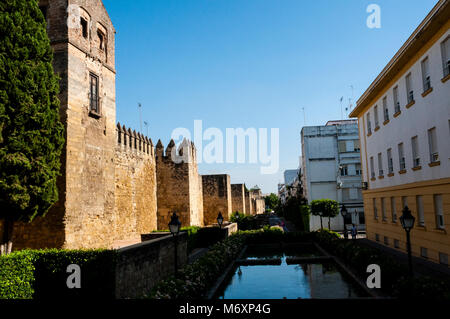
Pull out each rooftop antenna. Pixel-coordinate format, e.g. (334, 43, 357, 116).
(138, 103, 143, 133)
(340, 96, 344, 120)
(144, 121, 149, 137)
(302, 107, 306, 126)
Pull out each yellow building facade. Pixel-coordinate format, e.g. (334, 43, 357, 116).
(350, 0, 450, 265)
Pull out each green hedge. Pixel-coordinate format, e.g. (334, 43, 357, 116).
(0, 251, 35, 299)
(0, 249, 117, 299)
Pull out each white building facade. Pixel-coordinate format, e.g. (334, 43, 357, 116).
(350, 0, 450, 265)
(301, 120, 365, 231)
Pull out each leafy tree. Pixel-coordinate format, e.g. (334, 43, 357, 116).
(310, 199, 339, 230)
(264, 193, 279, 211)
(0, 0, 64, 254)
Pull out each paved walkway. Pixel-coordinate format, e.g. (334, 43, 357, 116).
(358, 238, 450, 279)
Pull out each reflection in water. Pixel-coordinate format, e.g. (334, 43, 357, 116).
(217, 256, 366, 299)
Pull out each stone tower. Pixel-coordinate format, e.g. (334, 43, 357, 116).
(155, 139, 204, 229)
(202, 174, 232, 225)
(10, 0, 118, 249)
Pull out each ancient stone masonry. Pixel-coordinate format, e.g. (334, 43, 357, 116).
(250, 187, 265, 215)
(231, 184, 246, 215)
(245, 190, 253, 216)
(155, 139, 204, 229)
(114, 123, 157, 244)
(202, 175, 232, 224)
(5, 0, 160, 250)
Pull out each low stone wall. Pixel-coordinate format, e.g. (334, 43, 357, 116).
(115, 232, 187, 298)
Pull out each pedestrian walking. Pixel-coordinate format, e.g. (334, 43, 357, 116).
(351, 224, 357, 239)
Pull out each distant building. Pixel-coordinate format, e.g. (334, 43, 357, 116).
(278, 169, 301, 205)
(350, 0, 450, 265)
(284, 169, 299, 185)
(301, 120, 365, 231)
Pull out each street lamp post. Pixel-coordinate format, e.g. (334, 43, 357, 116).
(168, 212, 181, 276)
(341, 204, 348, 239)
(400, 206, 415, 277)
(217, 212, 224, 229)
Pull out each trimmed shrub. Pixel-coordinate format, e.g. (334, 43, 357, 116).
(0, 251, 35, 299)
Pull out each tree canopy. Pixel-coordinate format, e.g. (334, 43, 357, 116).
(0, 0, 64, 223)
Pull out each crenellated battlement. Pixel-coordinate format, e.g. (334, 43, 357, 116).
(116, 122, 154, 158)
(155, 138, 197, 164)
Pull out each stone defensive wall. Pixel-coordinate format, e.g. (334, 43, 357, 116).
(202, 174, 232, 225)
(231, 184, 246, 215)
(155, 139, 204, 230)
(114, 123, 158, 245)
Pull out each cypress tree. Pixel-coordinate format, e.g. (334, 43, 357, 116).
(0, 0, 64, 253)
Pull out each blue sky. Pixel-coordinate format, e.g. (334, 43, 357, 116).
(103, 0, 437, 194)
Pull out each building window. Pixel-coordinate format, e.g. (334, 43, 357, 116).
(340, 165, 348, 176)
(338, 140, 347, 153)
(387, 148, 393, 174)
(428, 127, 439, 163)
(439, 252, 449, 266)
(98, 30, 105, 50)
(393, 86, 400, 113)
(81, 17, 88, 39)
(394, 239, 400, 248)
(359, 211, 365, 224)
(366, 113, 372, 134)
(406, 73, 414, 104)
(416, 195, 425, 226)
(373, 198, 378, 220)
(89, 73, 99, 114)
(420, 247, 428, 259)
(441, 36, 450, 77)
(434, 194, 444, 229)
(375, 233, 380, 242)
(391, 197, 397, 222)
(370, 156, 375, 179)
(374, 105, 379, 128)
(384, 236, 389, 245)
(377, 152, 383, 177)
(421, 57, 431, 92)
(354, 139, 360, 151)
(381, 198, 387, 221)
(382, 96, 389, 122)
(411, 136, 420, 168)
(398, 143, 405, 170)
(355, 164, 362, 176)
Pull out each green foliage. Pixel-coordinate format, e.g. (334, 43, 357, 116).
(0, 249, 117, 299)
(278, 197, 310, 231)
(0, 250, 35, 299)
(149, 234, 246, 299)
(230, 212, 258, 231)
(310, 199, 339, 218)
(264, 193, 279, 210)
(157, 226, 202, 253)
(0, 0, 65, 222)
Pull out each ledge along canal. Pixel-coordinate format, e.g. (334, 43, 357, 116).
(213, 243, 371, 299)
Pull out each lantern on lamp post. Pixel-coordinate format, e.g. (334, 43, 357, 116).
(217, 212, 224, 229)
(399, 206, 415, 277)
(168, 212, 181, 275)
